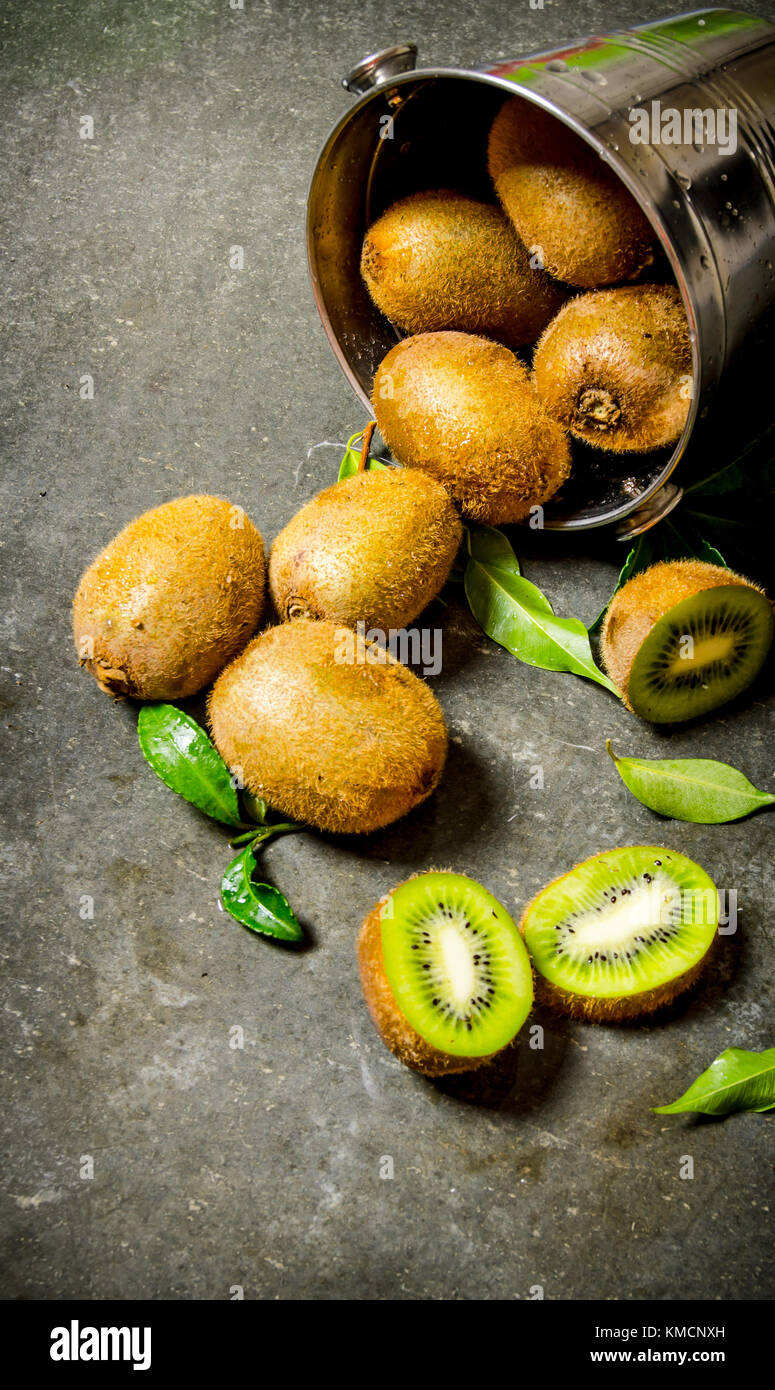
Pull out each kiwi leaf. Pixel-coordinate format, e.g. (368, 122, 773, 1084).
(138, 703, 246, 827)
(652, 1047, 775, 1116)
(464, 524, 620, 695)
(607, 741, 775, 823)
(221, 843, 303, 942)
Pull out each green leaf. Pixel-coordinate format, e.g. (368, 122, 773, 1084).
(464, 525, 620, 695)
(653, 1047, 775, 1115)
(241, 790, 270, 824)
(138, 704, 244, 827)
(338, 428, 390, 481)
(607, 741, 775, 823)
(465, 521, 522, 577)
(220, 843, 303, 942)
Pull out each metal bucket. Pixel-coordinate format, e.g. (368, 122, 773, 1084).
(307, 8, 775, 536)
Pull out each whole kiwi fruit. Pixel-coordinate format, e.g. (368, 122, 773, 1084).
(358, 871, 534, 1076)
(208, 619, 447, 834)
(488, 98, 655, 288)
(269, 467, 462, 631)
(360, 189, 568, 348)
(533, 285, 692, 453)
(373, 331, 572, 524)
(601, 559, 774, 723)
(73, 494, 266, 700)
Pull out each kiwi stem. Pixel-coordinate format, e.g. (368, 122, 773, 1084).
(228, 824, 300, 849)
(357, 420, 376, 473)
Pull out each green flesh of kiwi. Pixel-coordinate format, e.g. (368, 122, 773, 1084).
(627, 585, 774, 724)
(521, 847, 717, 1020)
(380, 872, 533, 1058)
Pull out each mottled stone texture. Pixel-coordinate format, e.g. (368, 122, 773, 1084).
(1, 0, 773, 1300)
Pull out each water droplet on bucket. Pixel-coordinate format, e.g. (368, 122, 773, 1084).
(676, 173, 692, 191)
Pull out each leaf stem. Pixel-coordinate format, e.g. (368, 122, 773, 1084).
(228, 822, 301, 849)
(357, 420, 376, 473)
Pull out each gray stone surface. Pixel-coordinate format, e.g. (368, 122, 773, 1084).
(1, 0, 773, 1300)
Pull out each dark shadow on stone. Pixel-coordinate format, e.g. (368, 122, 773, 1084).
(336, 737, 495, 868)
(429, 1020, 569, 1114)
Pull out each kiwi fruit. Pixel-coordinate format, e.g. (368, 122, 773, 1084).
(360, 190, 568, 349)
(488, 98, 655, 288)
(73, 494, 266, 700)
(269, 467, 462, 631)
(208, 619, 447, 834)
(533, 285, 692, 453)
(358, 871, 534, 1075)
(601, 559, 773, 723)
(373, 331, 572, 524)
(520, 846, 718, 1022)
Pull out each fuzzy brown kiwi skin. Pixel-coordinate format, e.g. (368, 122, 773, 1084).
(360, 190, 568, 349)
(488, 99, 655, 288)
(208, 620, 447, 836)
(528, 953, 714, 1023)
(601, 559, 771, 713)
(268, 469, 462, 632)
(533, 285, 692, 454)
(373, 331, 571, 525)
(358, 889, 494, 1076)
(73, 494, 266, 700)
(518, 847, 718, 1024)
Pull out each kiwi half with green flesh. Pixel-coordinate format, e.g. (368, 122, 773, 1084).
(208, 619, 447, 835)
(488, 99, 655, 288)
(73, 494, 266, 700)
(533, 285, 692, 453)
(269, 467, 462, 631)
(361, 190, 568, 349)
(373, 331, 572, 524)
(359, 872, 534, 1076)
(602, 560, 773, 723)
(520, 846, 718, 1023)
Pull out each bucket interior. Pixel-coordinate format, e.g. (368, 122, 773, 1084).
(308, 74, 683, 529)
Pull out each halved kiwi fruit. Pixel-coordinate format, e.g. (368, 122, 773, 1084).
(358, 871, 534, 1075)
(520, 847, 718, 1022)
(602, 560, 773, 723)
